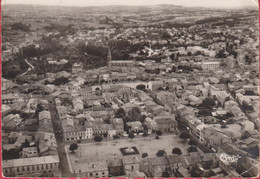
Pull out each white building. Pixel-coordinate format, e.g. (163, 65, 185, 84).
(201, 61, 220, 70)
(3, 155, 60, 177)
(63, 126, 93, 141)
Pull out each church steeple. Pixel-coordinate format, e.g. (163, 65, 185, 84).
(107, 49, 112, 66)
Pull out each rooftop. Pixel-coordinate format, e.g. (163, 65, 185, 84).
(147, 156, 169, 166)
(74, 161, 108, 173)
(123, 155, 141, 165)
(3, 155, 59, 168)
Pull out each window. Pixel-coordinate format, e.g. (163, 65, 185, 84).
(32, 166, 35, 171)
(96, 173, 98, 176)
(37, 165, 39, 170)
(102, 172, 105, 175)
(50, 164, 53, 169)
(42, 164, 44, 170)
(27, 166, 30, 171)
(90, 173, 93, 177)
(5, 169, 8, 174)
(17, 167, 19, 172)
(46, 165, 48, 169)
(131, 166, 134, 170)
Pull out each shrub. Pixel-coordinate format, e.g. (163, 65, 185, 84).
(172, 147, 182, 155)
(94, 135, 103, 142)
(142, 153, 148, 158)
(69, 143, 78, 152)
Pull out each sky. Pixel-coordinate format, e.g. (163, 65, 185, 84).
(2, 0, 258, 8)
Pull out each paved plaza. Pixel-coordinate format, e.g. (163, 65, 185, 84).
(65, 134, 190, 172)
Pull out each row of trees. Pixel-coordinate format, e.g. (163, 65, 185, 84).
(11, 22, 30, 32)
(43, 23, 75, 36)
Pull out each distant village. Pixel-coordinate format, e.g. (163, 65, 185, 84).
(2, 4, 259, 178)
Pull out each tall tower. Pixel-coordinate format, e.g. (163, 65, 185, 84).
(107, 49, 112, 66)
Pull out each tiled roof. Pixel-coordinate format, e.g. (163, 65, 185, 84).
(3, 155, 59, 168)
(147, 156, 169, 166)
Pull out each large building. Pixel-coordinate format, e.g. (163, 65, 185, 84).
(201, 61, 220, 70)
(2, 155, 60, 177)
(63, 125, 93, 141)
(2, 78, 15, 91)
(107, 49, 135, 68)
(2, 93, 23, 104)
(72, 63, 84, 74)
(74, 161, 109, 178)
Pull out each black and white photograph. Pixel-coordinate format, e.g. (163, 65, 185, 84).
(1, 0, 259, 178)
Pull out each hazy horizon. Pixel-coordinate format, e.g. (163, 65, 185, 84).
(2, 0, 258, 9)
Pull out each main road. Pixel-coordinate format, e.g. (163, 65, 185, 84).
(48, 98, 75, 177)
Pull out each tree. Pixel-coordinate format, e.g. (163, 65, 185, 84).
(136, 84, 146, 91)
(241, 101, 254, 112)
(198, 109, 212, 117)
(123, 116, 132, 124)
(162, 172, 170, 177)
(11, 22, 30, 32)
(155, 68, 160, 74)
(156, 150, 166, 157)
(112, 135, 119, 139)
(156, 130, 163, 136)
(2, 148, 20, 160)
(221, 123, 227, 128)
(241, 131, 250, 140)
(115, 108, 126, 118)
(143, 131, 149, 137)
(188, 139, 197, 146)
(128, 107, 141, 121)
(34, 103, 44, 118)
(245, 55, 253, 64)
(225, 96, 231, 102)
(142, 153, 148, 158)
(195, 51, 202, 56)
(229, 50, 238, 58)
(161, 31, 171, 39)
(94, 135, 103, 142)
(201, 98, 215, 108)
(179, 132, 190, 140)
(128, 132, 135, 140)
(69, 143, 78, 152)
(158, 87, 164, 91)
(52, 77, 69, 86)
(216, 50, 226, 58)
(22, 139, 30, 148)
(172, 147, 182, 155)
(187, 146, 198, 153)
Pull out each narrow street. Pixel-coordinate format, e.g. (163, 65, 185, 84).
(48, 98, 75, 177)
